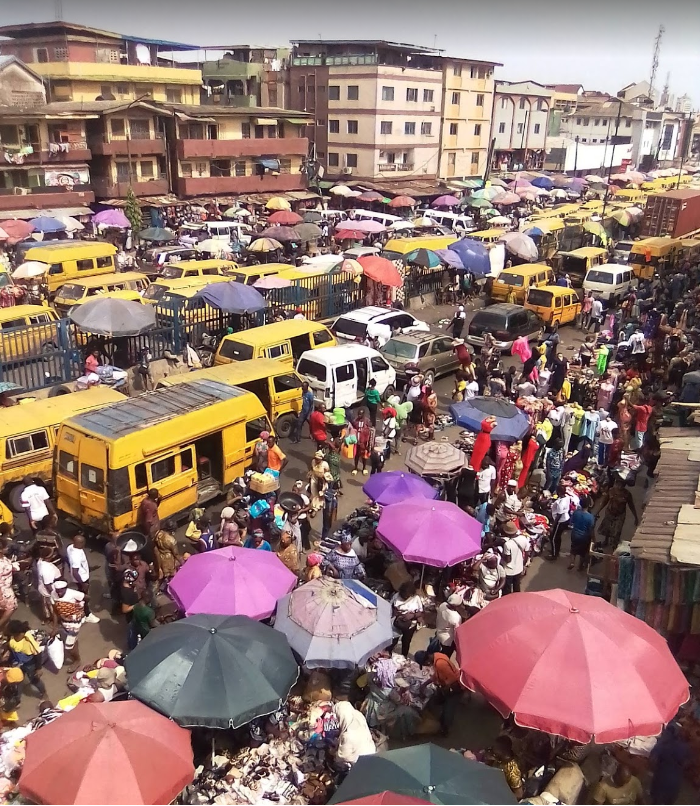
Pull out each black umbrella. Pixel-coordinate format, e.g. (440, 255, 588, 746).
(329, 744, 516, 805)
(125, 614, 298, 728)
(293, 223, 323, 242)
(302, 210, 323, 223)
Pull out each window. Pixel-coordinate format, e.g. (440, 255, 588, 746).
(328, 85, 340, 100)
(594, 118, 601, 126)
(451, 64, 462, 77)
(96, 256, 113, 269)
(313, 329, 334, 346)
(317, 151, 325, 159)
(210, 159, 231, 177)
(471, 152, 480, 165)
(517, 123, 524, 134)
(195, 161, 207, 176)
(134, 463, 148, 490)
(583, 118, 590, 125)
(335, 363, 354, 383)
(279, 158, 292, 174)
(382, 86, 394, 102)
(328, 152, 339, 167)
(498, 122, 506, 134)
(254, 125, 265, 139)
(418, 343, 430, 358)
(241, 122, 251, 139)
(34, 47, 49, 63)
(449, 123, 458, 136)
(346, 153, 358, 168)
(347, 85, 359, 100)
(370, 356, 389, 373)
(592, 138, 597, 143)
(625, 118, 631, 128)
(421, 122, 432, 136)
(6, 430, 49, 458)
(576, 118, 582, 125)
(329, 119, 340, 134)
(273, 373, 302, 393)
(406, 87, 418, 102)
(165, 87, 182, 104)
(316, 118, 326, 127)
(140, 160, 154, 178)
(116, 83, 129, 97)
(180, 162, 192, 178)
(537, 99, 545, 111)
(53, 46, 68, 60)
(347, 119, 358, 134)
(501, 97, 507, 109)
(77, 258, 95, 271)
(80, 463, 104, 493)
(519, 98, 526, 109)
(581, 138, 587, 143)
(180, 449, 194, 472)
(108, 118, 125, 138)
(423, 89, 434, 103)
(471, 66, 478, 79)
(380, 121, 392, 135)
(246, 416, 269, 443)
(476, 94, 484, 107)
(151, 455, 176, 483)
(267, 343, 290, 360)
(451, 91, 460, 106)
(534, 123, 540, 134)
(474, 123, 482, 136)
(58, 450, 77, 479)
(404, 122, 416, 135)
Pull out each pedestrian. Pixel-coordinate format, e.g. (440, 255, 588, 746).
(452, 339, 473, 373)
(291, 480, 312, 550)
(502, 521, 529, 594)
(196, 516, 217, 552)
(321, 480, 339, 539)
(588, 296, 603, 333)
(20, 477, 51, 535)
(217, 507, 242, 547)
(649, 723, 691, 805)
(447, 305, 466, 339)
(35, 545, 61, 623)
(243, 528, 273, 551)
(309, 450, 330, 512)
(595, 474, 639, 550)
(591, 763, 643, 805)
(476, 456, 497, 504)
(390, 581, 423, 656)
(333, 702, 376, 770)
(7, 620, 46, 697)
(265, 434, 288, 473)
(50, 580, 86, 673)
(435, 593, 463, 657)
(545, 438, 564, 493)
(136, 488, 160, 539)
(153, 520, 181, 586)
(630, 397, 653, 453)
(351, 409, 373, 476)
(568, 496, 595, 571)
(292, 381, 315, 443)
(309, 403, 328, 449)
(323, 533, 365, 580)
(549, 485, 571, 560)
(103, 531, 122, 613)
(580, 292, 593, 330)
(418, 650, 462, 736)
(364, 379, 381, 427)
(275, 530, 300, 575)
(66, 534, 100, 623)
(121, 573, 157, 651)
(252, 430, 270, 472)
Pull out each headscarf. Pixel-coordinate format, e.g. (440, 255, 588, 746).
(306, 553, 323, 567)
(334, 701, 376, 765)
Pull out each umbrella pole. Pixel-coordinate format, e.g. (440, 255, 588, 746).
(419, 564, 425, 591)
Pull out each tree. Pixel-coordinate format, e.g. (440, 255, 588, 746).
(124, 188, 142, 233)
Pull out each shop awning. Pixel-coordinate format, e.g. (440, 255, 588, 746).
(254, 118, 278, 126)
(254, 158, 280, 170)
(285, 191, 320, 200)
(0, 205, 93, 219)
(284, 117, 311, 125)
(175, 111, 216, 123)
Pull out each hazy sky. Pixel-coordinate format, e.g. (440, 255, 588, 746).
(3, 0, 699, 105)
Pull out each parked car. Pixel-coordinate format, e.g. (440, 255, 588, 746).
(332, 306, 429, 345)
(467, 304, 544, 353)
(612, 240, 635, 264)
(380, 330, 466, 387)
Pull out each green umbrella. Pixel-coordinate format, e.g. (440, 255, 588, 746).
(329, 744, 517, 805)
(137, 227, 176, 243)
(482, 208, 499, 218)
(464, 197, 493, 209)
(405, 248, 442, 268)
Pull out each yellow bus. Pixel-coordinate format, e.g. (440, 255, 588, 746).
(24, 241, 118, 296)
(52, 271, 150, 317)
(382, 235, 458, 260)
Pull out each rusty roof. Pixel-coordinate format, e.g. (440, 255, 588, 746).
(631, 428, 700, 565)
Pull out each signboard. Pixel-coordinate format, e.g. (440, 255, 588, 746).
(44, 167, 90, 188)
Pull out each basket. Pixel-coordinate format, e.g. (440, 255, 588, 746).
(249, 472, 280, 494)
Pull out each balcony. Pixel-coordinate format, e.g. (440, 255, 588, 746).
(30, 61, 202, 86)
(0, 187, 94, 210)
(3, 142, 92, 164)
(177, 137, 308, 160)
(89, 135, 167, 157)
(92, 176, 170, 198)
(378, 163, 415, 173)
(174, 173, 306, 197)
(202, 60, 264, 81)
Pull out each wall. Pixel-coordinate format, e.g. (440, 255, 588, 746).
(493, 93, 550, 151)
(544, 137, 633, 172)
(49, 78, 199, 104)
(0, 62, 46, 107)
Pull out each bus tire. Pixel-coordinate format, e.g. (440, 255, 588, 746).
(275, 414, 295, 440)
(382, 384, 396, 402)
(48, 385, 72, 397)
(6, 483, 26, 514)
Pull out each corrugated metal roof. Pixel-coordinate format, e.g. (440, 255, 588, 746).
(631, 428, 700, 565)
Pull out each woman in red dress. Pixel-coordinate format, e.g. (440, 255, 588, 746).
(470, 416, 497, 472)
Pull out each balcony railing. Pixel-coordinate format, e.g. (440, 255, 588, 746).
(177, 137, 308, 160)
(92, 175, 169, 198)
(378, 163, 415, 172)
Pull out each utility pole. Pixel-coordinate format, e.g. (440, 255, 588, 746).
(676, 112, 693, 188)
(573, 136, 579, 175)
(602, 98, 623, 222)
(649, 25, 664, 103)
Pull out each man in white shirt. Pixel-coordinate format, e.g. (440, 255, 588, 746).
(20, 477, 51, 533)
(36, 548, 62, 621)
(597, 414, 617, 465)
(464, 379, 479, 400)
(589, 298, 604, 333)
(66, 534, 99, 623)
(502, 521, 530, 594)
(476, 459, 497, 504)
(628, 328, 646, 355)
(549, 486, 571, 560)
(435, 593, 463, 656)
(516, 379, 537, 398)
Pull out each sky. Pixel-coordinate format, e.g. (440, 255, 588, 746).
(3, 0, 699, 106)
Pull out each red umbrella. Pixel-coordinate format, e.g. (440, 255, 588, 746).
(356, 191, 385, 202)
(0, 219, 34, 243)
(358, 255, 403, 287)
(336, 229, 367, 240)
(268, 210, 303, 225)
(340, 793, 430, 805)
(19, 700, 194, 804)
(455, 589, 689, 744)
(388, 195, 416, 208)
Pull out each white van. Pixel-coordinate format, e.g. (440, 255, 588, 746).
(348, 209, 403, 228)
(583, 264, 636, 305)
(296, 344, 397, 408)
(205, 221, 252, 245)
(424, 210, 476, 233)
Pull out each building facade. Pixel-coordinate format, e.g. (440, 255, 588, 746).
(200, 47, 290, 109)
(492, 81, 553, 170)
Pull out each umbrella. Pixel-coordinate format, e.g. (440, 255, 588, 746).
(69, 298, 155, 337)
(356, 191, 385, 202)
(524, 226, 544, 238)
(29, 215, 66, 233)
(455, 588, 689, 744)
(93, 209, 131, 228)
(585, 174, 608, 184)
(507, 180, 533, 191)
(19, 701, 194, 805)
(431, 194, 460, 207)
(138, 227, 176, 242)
(551, 175, 572, 189)
(12, 260, 49, 279)
(339, 258, 364, 275)
(194, 281, 266, 314)
(329, 185, 355, 196)
(470, 187, 503, 201)
(0, 219, 34, 241)
(448, 239, 491, 277)
(487, 177, 507, 188)
(59, 216, 85, 232)
(169, 545, 297, 619)
(0, 226, 8, 241)
(268, 210, 302, 225)
(357, 255, 402, 287)
(463, 197, 493, 210)
(329, 744, 517, 805)
(274, 577, 392, 669)
(487, 215, 511, 226)
(0, 381, 21, 394)
(449, 397, 530, 442)
(411, 216, 440, 228)
(626, 206, 645, 219)
(434, 249, 464, 269)
(493, 192, 521, 206)
(611, 171, 646, 184)
(405, 248, 441, 268)
(253, 275, 292, 289)
(404, 443, 467, 477)
(570, 177, 588, 190)
(125, 614, 298, 728)
(224, 207, 251, 219)
(294, 223, 323, 241)
(248, 237, 283, 252)
(335, 219, 385, 233)
(583, 221, 609, 244)
(388, 195, 416, 207)
(302, 210, 323, 222)
(389, 220, 415, 232)
(499, 232, 539, 262)
(530, 176, 554, 190)
(196, 238, 234, 256)
(336, 229, 367, 241)
(265, 196, 291, 211)
(257, 226, 300, 242)
(363, 471, 439, 506)
(550, 189, 568, 199)
(377, 499, 482, 567)
(481, 207, 499, 218)
(339, 794, 429, 805)
(516, 190, 539, 202)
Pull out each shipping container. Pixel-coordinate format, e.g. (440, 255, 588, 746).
(641, 190, 700, 238)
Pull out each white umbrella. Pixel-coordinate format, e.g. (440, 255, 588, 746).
(58, 216, 84, 232)
(488, 215, 512, 226)
(12, 261, 50, 279)
(389, 220, 414, 231)
(329, 185, 354, 196)
(196, 238, 234, 256)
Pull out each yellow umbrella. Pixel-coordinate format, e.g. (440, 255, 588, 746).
(248, 237, 283, 252)
(265, 197, 291, 211)
(583, 221, 609, 245)
(412, 216, 438, 228)
(338, 258, 364, 276)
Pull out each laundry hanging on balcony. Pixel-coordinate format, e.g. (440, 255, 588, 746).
(255, 158, 281, 171)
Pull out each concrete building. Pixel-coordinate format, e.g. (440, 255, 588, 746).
(492, 81, 553, 171)
(618, 80, 653, 106)
(547, 84, 583, 114)
(675, 94, 693, 115)
(199, 46, 290, 109)
(0, 56, 46, 108)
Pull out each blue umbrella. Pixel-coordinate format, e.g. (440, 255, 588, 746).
(449, 397, 530, 442)
(531, 176, 554, 190)
(434, 248, 464, 270)
(29, 216, 66, 233)
(524, 226, 544, 238)
(363, 471, 439, 506)
(194, 282, 266, 314)
(448, 239, 491, 277)
(405, 248, 442, 268)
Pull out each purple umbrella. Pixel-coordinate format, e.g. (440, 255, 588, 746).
(169, 546, 297, 619)
(363, 471, 439, 507)
(93, 208, 131, 228)
(377, 499, 482, 567)
(431, 194, 460, 207)
(434, 248, 464, 269)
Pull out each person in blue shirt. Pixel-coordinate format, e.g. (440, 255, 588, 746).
(243, 528, 272, 552)
(196, 516, 217, 553)
(568, 496, 595, 571)
(292, 381, 315, 444)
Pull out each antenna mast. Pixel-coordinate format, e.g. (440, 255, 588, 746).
(649, 24, 664, 103)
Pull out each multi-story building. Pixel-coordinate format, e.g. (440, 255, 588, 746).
(675, 94, 693, 115)
(199, 46, 290, 109)
(492, 81, 553, 170)
(547, 84, 583, 114)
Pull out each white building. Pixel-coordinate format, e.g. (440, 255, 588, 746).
(492, 80, 553, 170)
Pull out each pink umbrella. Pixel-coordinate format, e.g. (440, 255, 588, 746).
(431, 194, 460, 207)
(253, 275, 292, 289)
(494, 192, 522, 206)
(93, 208, 130, 228)
(335, 219, 385, 233)
(0, 219, 34, 243)
(169, 546, 297, 619)
(377, 499, 482, 567)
